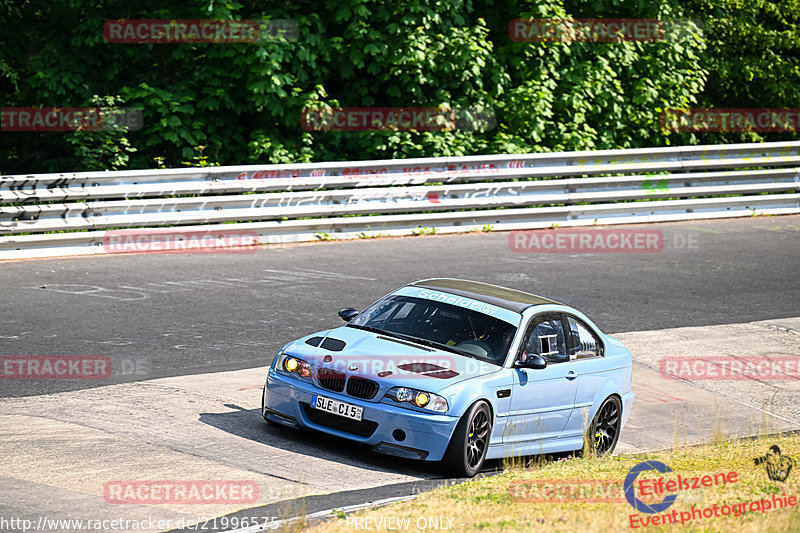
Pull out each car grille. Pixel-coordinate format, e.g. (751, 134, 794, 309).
(346, 377, 379, 399)
(317, 368, 346, 392)
(301, 403, 379, 438)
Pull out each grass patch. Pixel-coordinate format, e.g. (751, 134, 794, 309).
(357, 231, 389, 239)
(306, 433, 800, 532)
(411, 225, 438, 235)
(313, 231, 334, 241)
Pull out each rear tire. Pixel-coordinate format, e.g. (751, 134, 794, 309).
(441, 401, 492, 477)
(585, 395, 622, 457)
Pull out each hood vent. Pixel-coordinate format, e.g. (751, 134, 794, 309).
(397, 362, 444, 373)
(305, 336, 323, 347)
(305, 336, 346, 351)
(396, 362, 459, 380)
(424, 369, 459, 379)
(321, 338, 346, 351)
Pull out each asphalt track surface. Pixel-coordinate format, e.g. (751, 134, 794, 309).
(1, 216, 798, 398)
(1, 216, 799, 532)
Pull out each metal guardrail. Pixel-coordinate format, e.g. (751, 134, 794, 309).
(1, 141, 799, 260)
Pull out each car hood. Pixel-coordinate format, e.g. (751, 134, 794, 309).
(282, 325, 500, 393)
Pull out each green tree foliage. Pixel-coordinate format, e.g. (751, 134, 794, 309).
(679, 0, 800, 143)
(0, 0, 796, 173)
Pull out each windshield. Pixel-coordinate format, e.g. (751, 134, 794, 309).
(348, 295, 517, 365)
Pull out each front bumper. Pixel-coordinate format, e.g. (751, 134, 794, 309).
(263, 370, 459, 462)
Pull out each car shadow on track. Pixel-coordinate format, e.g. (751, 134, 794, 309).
(199, 404, 483, 479)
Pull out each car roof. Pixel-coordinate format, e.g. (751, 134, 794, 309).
(408, 278, 562, 314)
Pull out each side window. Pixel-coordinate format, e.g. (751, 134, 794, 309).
(520, 314, 569, 364)
(566, 316, 603, 359)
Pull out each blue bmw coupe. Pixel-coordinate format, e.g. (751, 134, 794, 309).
(262, 278, 634, 476)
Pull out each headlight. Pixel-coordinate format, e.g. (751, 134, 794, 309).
(414, 392, 430, 407)
(279, 354, 312, 379)
(385, 386, 448, 413)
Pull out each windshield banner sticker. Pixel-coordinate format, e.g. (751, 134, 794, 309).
(395, 286, 521, 325)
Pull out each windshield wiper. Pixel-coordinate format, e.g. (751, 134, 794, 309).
(346, 323, 389, 336)
(346, 324, 427, 346)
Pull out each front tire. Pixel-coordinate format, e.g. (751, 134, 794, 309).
(442, 401, 492, 477)
(586, 395, 622, 456)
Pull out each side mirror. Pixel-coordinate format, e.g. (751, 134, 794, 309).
(338, 308, 359, 322)
(514, 353, 547, 370)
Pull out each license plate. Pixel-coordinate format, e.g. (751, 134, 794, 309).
(311, 394, 363, 421)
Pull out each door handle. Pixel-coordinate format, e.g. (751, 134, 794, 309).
(566, 370, 577, 380)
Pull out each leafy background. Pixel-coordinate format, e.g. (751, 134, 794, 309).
(1, 0, 798, 173)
